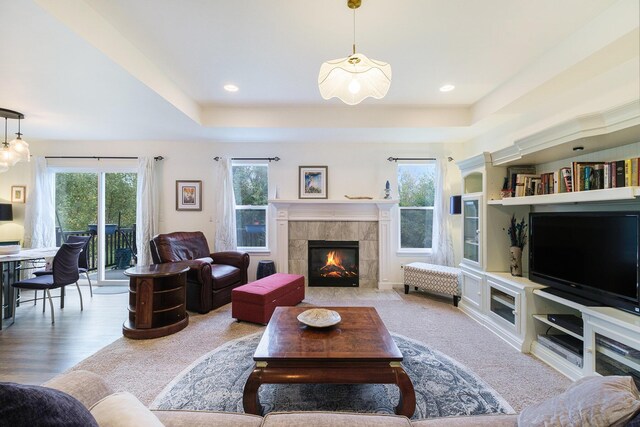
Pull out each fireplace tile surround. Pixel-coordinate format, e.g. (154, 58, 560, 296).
(270, 200, 395, 289)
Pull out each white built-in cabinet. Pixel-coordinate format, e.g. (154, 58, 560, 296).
(457, 101, 640, 378)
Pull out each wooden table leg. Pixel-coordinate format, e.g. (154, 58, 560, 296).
(394, 366, 416, 417)
(243, 367, 263, 415)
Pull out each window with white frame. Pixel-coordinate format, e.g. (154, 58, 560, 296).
(232, 161, 268, 250)
(397, 162, 436, 251)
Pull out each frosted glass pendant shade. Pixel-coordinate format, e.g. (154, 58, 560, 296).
(9, 136, 30, 162)
(318, 53, 392, 105)
(1, 145, 19, 166)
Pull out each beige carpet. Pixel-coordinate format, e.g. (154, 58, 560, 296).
(70, 288, 571, 413)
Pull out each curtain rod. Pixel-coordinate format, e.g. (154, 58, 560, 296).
(45, 156, 164, 161)
(387, 156, 454, 162)
(214, 156, 280, 162)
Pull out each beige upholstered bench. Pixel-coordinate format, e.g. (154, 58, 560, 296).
(403, 262, 462, 306)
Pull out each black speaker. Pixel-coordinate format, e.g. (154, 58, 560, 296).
(449, 195, 461, 215)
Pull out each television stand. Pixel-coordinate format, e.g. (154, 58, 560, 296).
(539, 287, 601, 307)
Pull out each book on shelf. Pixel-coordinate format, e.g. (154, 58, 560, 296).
(507, 165, 536, 197)
(560, 167, 572, 192)
(572, 161, 606, 192)
(515, 173, 540, 197)
(616, 160, 626, 188)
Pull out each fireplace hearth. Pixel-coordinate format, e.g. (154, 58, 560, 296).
(308, 240, 359, 287)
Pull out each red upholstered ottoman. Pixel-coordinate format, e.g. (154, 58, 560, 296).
(232, 273, 305, 325)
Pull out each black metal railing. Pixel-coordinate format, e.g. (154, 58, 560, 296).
(55, 226, 137, 270)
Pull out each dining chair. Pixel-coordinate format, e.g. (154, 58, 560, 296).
(12, 241, 84, 324)
(33, 235, 93, 297)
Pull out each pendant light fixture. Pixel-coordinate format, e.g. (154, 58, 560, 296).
(0, 108, 29, 173)
(318, 0, 392, 105)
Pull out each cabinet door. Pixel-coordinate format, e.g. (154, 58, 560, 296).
(585, 321, 640, 388)
(461, 269, 483, 311)
(462, 196, 481, 267)
(486, 278, 521, 335)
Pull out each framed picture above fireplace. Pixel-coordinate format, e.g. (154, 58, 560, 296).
(299, 166, 328, 199)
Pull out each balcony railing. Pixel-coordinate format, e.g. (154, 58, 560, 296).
(55, 226, 137, 270)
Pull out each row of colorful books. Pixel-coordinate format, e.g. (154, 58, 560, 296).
(504, 157, 640, 197)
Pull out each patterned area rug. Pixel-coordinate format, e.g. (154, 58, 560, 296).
(150, 331, 514, 420)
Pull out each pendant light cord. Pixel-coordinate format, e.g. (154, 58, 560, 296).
(352, 8, 356, 55)
(3, 118, 7, 148)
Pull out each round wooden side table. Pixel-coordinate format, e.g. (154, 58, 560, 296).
(123, 263, 189, 339)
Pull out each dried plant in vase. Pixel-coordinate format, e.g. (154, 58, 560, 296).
(506, 214, 527, 276)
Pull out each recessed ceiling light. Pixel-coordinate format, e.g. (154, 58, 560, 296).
(440, 84, 455, 92)
(224, 84, 239, 92)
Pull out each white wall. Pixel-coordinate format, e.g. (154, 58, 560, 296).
(0, 140, 464, 284)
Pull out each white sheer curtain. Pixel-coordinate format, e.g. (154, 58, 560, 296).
(431, 158, 455, 266)
(214, 158, 237, 251)
(23, 157, 56, 248)
(136, 157, 158, 266)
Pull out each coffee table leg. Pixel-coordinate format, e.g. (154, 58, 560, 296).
(243, 368, 263, 415)
(394, 367, 416, 417)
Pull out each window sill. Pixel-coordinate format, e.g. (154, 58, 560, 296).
(396, 249, 432, 257)
(238, 247, 271, 256)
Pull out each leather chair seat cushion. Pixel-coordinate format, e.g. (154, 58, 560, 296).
(210, 264, 241, 290)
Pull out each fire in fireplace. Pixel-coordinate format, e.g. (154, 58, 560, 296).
(308, 240, 359, 287)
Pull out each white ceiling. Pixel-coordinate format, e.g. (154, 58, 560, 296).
(0, 0, 637, 144)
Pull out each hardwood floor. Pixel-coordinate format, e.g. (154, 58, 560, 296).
(0, 286, 128, 385)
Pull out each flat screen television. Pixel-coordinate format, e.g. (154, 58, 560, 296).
(529, 211, 640, 315)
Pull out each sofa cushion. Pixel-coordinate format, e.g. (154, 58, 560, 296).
(211, 264, 241, 289)
(233, 274, 305, 304)
(153, 409, 262, 427)
(518, 375, 640, 427)
(412, 414, 517, 426)
(262, 411, 412, 426)
(0, 381, 98, 427)
(91, 392, 164, 427)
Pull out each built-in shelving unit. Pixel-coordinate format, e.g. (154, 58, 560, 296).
(456, 101, 640, 379)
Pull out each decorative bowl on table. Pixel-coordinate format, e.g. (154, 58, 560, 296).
(297, 308, 341, 328)
(0, 245, 21, 255)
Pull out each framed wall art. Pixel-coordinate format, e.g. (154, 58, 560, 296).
(176, 180, 202, 211)
(11, 186, 26, 203)
(299, 166, 328, 199)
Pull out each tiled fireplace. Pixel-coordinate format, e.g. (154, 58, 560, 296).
(270, 200, 395, 289)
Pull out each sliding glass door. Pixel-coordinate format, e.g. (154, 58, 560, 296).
(54, 169, 137, 285)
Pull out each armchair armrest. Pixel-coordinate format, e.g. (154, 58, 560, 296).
(175, 259, 213, 284)
(210, 251, 250, 270)
(211, 251, 250, 285)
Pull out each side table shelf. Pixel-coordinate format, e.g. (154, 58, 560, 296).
(123, 264, 190, 339)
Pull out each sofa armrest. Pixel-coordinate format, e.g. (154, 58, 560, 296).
(43, 370, 113, 410)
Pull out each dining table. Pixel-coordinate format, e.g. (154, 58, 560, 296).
(0, 247, 59, 329)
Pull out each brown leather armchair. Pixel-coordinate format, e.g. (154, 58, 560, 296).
(150, 231, 250, 314)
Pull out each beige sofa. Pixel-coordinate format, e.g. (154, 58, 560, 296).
(44, 370, 518, 426)
(43, 370, 640, 426)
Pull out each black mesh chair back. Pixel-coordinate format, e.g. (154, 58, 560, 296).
(51, 241, 84, 287)
(66, 235, 91, 270)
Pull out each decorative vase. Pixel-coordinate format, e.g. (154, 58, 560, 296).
(509, 246, 523, 277)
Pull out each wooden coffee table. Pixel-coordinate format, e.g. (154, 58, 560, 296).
(243, 306, 416, 417)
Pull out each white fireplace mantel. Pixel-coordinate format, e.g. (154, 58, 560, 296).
(269, 199, 398, 289)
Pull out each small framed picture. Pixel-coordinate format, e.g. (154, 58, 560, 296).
(176, 180, 202, 211)
(11, 186, 26, 203)
(299, 166, 328, 199)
